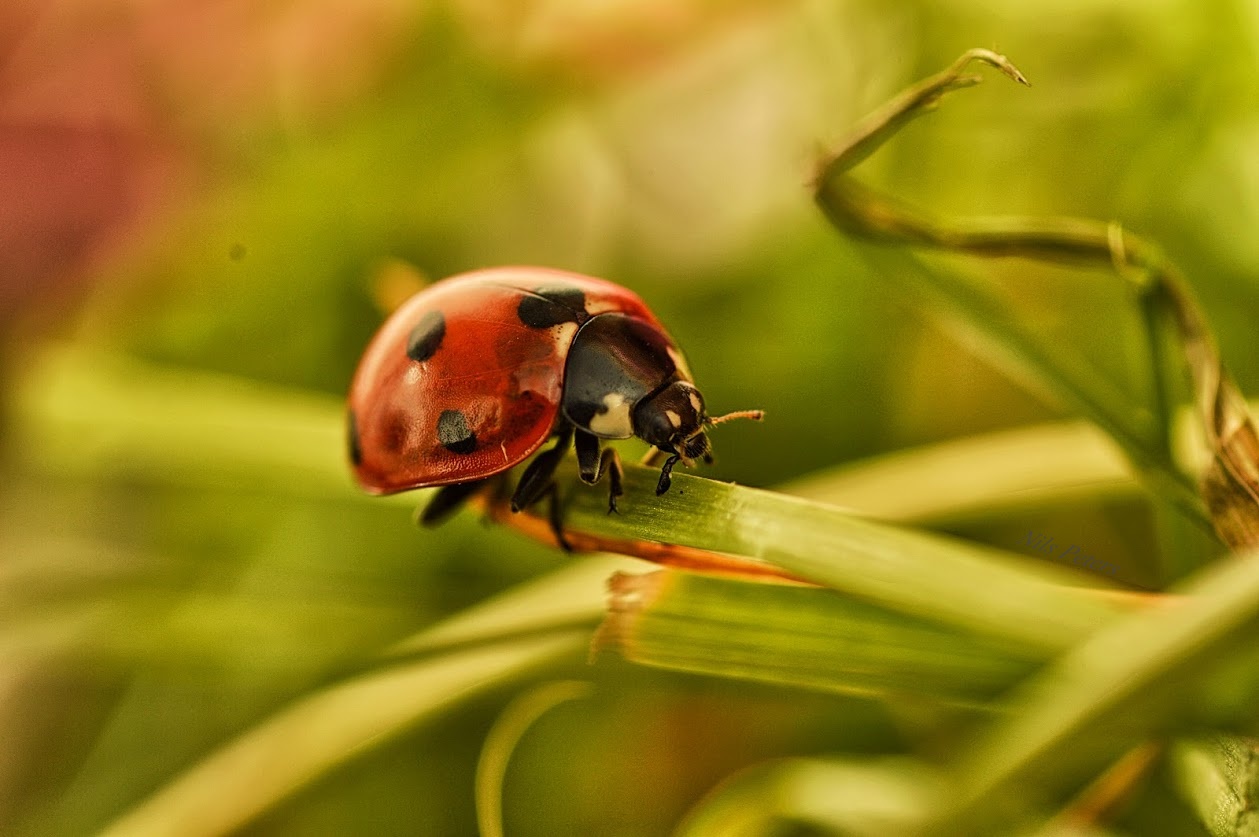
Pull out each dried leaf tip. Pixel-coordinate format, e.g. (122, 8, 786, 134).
(591, 571, 668, 662)
(605, 570, 665, 613)
(959, 48, 1031, 87)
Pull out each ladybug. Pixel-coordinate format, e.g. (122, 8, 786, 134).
(346, 266, 762, 545)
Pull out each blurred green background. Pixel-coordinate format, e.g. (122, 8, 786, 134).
(2, 0, 1257, 834)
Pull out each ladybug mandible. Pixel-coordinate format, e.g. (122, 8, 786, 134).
(346, 266, 762, 542)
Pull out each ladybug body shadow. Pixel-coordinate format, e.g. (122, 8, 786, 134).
(347, 267, 761, 549)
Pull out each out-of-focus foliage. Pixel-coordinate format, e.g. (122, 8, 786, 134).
(4, 0, 1259, 835)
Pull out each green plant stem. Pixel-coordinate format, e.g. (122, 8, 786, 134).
(554, 464, 1132, 656)
(813, 48, 1215, 533)
(475, 682, 593, 837)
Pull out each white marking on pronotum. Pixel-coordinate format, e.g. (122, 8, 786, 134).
(665, 409, 682, 428)
(688, 390, 701, 413)
(588, 392, 634, 438)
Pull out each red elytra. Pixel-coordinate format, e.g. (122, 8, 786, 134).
(347, 266, 762, 535)
(347, 267, 664, 492)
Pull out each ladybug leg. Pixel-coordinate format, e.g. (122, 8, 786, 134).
(655, 453, 681, 496)
(602, 451, 624, 514)
(510, 423, 575, 513)
(575, 430, 624, 514)
(419, 479, 492, 527)
(542, 483, 573, 553)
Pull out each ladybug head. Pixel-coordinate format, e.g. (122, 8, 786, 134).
(633, 382, 708, 458)
(633, 381, 763, 495)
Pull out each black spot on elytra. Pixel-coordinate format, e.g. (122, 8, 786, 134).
(406, 310, 446, 362)
(517, 286, 586, 329)
(540, 285, 586, 310)
(437, 409, 477, 454)
(347, 410, 363, 466)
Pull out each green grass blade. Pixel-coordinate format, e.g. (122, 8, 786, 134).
(857, 247, 1207, 527)
(561, 468, 1129, 655)
(12, 345, 380, 503)
(921, 549, 1259, 834)
(603, 571, 1042, 704)
(676, 757, 941, 837)
(88, 554, 634, 836)
(97, 630, 588, 837)
(784, 419, 1136, 525)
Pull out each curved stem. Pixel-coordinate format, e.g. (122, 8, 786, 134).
(813, 49, 1229, 535)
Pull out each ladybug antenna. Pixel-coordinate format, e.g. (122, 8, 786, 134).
(706, 409, 764, 427)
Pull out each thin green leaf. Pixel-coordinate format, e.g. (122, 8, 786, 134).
(676, 757, 941, 837)
(861, 246, 1202, 523)
(785, 419, 1136, 525)
(602, 571, 1042, 704)
(12, 346, 386, 503)
(98, 631, 588, 837)
(91, 554, 635, 836)
(560, 466, 1130, 656)
(921, 549, 1259, 834)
